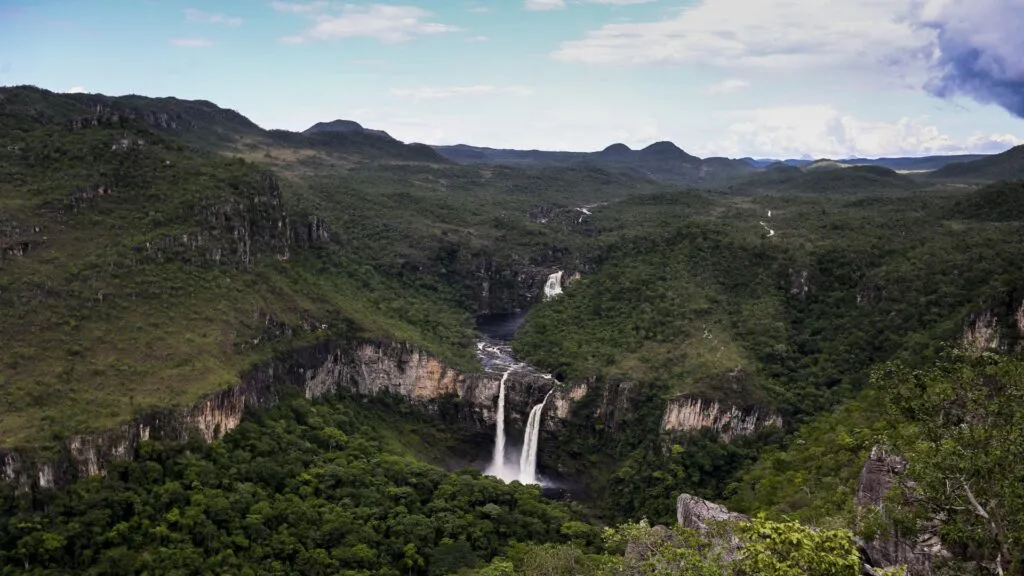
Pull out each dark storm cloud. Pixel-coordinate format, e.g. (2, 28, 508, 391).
(913, 0, 1024, 118)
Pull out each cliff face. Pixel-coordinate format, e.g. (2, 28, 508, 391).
(960, 293, 1024, 353)
(854, 445, 949, 575)
(660, 397, 782, 442)
(0, 339, 554, 492)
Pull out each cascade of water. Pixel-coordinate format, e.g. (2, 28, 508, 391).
(543, 271, 564, 300)
(485, 370, 517, 481)
(518, 390, 553, 485)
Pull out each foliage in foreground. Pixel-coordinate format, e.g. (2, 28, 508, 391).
(0, 395, 579, 575)
(469, 517, 868, 576)
(883, 352, 1024, 574)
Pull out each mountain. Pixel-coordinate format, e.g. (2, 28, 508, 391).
(433, 140, 756, 185)
(0, 85, 445, 165)
(303, 118, 395, 140)
(929, 144, 1024, 181)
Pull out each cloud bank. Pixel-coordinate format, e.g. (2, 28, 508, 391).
(911, 0, 1024, 118)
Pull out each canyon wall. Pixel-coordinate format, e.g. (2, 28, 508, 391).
(0, 339, 553, 492)
(661, 397, 783, 442)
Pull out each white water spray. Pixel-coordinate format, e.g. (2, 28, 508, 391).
(518, 391, 552, 485)
(485, 369, 517, 480)
(544, 271, 564, 300)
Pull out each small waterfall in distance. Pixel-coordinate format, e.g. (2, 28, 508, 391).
(518, 390, 553, 485)
(543, 271, 564, 300)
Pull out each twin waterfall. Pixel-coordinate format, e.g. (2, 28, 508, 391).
(479, 269, 565, 485)
(484, 370, 553, 485)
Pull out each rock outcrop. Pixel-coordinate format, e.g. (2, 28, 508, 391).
(855, 444, 950, 575)
(0, 339, 554, 492)
(960, 290, 1024, 354)
(676, 493, 748, 563)
(661, 397, 782, 442)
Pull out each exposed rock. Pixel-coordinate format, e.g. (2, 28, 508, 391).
(676, 493, 748, 562)
(550, 382, 589, 421)
(789, 268, 811, 299)
(960, 294, 1024, 353)
(961, 310, 1002, 353)
(855, 445, 950, 576)
(661, 397, 782, 442)
(0, 338, 555, 492)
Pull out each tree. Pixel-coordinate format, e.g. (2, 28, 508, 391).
(883, 352, 1024, 574)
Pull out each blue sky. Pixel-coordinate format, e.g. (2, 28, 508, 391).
(2, 0, 1022, 158)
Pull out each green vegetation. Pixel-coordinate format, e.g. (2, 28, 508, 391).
(5, 85, 1024, 574)
(883, 352, 1024, 573)
(0, 394, 582, 575)
(466, 517, 864, 575)
(929, 144, 1024, 182)
(515, 186, 1024, 523)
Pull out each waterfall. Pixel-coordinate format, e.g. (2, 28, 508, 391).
(543, 271, 564, 300)
(485, 370, 517, 481)
(518, 390, 553, 485)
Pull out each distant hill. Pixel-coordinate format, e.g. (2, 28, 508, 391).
(0, 85, 445, 164)
(303, 119, 395, 140)
(432, 140, 755, 186)
(728, 164, 922, 195)
(743, 154, 991, 172)
(929, 145, 1024, 181)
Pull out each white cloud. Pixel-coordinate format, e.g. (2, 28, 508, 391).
(274, 3, 458, 43)
(184, 8, 242, 26)
(465, 35, 489, 43)
(468, 6, 491, 13)
(551, 0, 930, 73)
(695, 104, 1022, 158)
(527, 0, 651, 9)
(526, 0, 566, 10)
(390, 85, 534, 101)
(703, 79, 749, 95)
(170, 38, 213, 48)
(270, 1, 329, 13)
(65, 86, 86, 94)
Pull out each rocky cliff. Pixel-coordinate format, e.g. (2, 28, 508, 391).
(854, 445, 949, 576)
(961, 298, 1024, 354)
(660, 397, 782, 442)
(0, 339, 555, 492)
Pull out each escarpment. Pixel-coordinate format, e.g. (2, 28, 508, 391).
(0, 339, 555, 492)
(660, 397, 782, 442)
(960, 291, 1024, 354)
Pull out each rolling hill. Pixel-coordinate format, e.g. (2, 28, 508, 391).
(929, 144, 1024, 181)
(725, 163, 923, 195)
(432, 140, 757, 185)
(0, 85, 446, 166)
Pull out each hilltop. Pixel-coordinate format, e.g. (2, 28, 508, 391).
(929, 143, 1024, 181)
(0, 85, 446, 167)
(432, 140, 756, 185)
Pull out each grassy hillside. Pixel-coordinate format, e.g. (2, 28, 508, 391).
(0, 87, 680, 450)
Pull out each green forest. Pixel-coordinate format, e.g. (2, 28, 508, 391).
(2, 86, 1024, 574)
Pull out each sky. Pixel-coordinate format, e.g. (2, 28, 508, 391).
(2, 0, 1023, 159)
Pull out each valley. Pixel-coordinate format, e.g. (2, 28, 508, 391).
(2, 85, 1024, 574)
